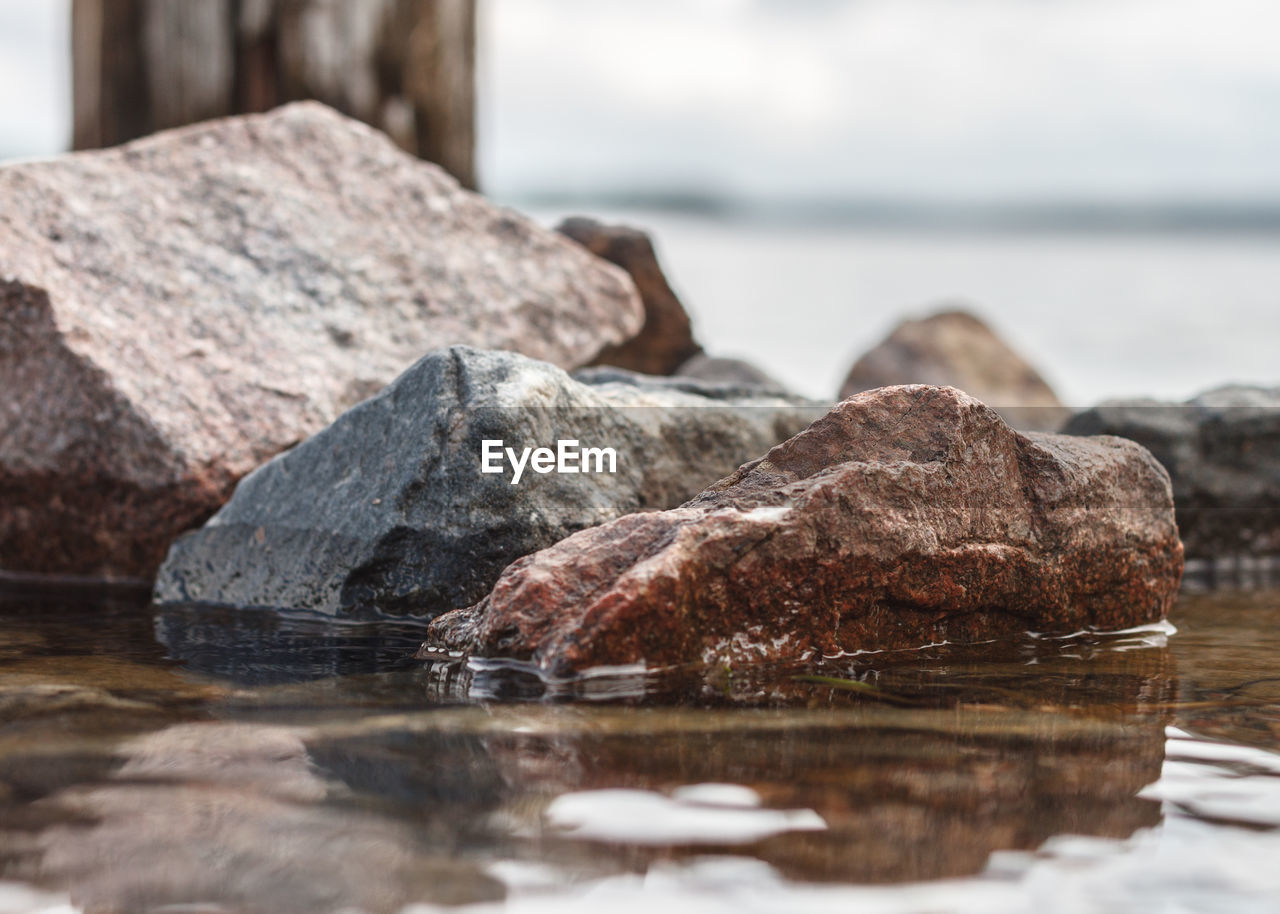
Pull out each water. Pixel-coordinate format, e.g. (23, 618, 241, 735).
(524, 207, 1280, 407)
(2, 586, 1279, 913)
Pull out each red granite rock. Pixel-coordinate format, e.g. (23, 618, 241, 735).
(0, 103, 642, 580)
(422, 385, 1183, 674)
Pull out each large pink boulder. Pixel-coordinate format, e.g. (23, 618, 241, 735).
(0, 103, 642, 579)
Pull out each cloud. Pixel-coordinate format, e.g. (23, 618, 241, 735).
(481, 0, 1280, 199)
(4, 0, 1278, 199)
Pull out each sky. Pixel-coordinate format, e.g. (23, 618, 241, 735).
(3, 0, 1280, 201)
(478, 0, 1280, 202)
(0, 0, 68, 160)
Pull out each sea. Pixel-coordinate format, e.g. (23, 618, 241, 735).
(523, 202, 1280, 407)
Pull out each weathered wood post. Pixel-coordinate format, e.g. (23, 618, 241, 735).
(72, 0, 476, 187)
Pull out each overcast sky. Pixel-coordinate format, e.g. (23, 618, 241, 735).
(0, 0, 68, 160)
(4, 0, 1280, 201)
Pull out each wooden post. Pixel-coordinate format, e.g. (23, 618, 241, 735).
(72, 0, 476, 188)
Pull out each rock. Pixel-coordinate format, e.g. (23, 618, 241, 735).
(154, 346, 821, 619)
(558, 216, 702, 375)
(839, 308, 1068, 431)
(422, 385, 1183, 675)
(1063, 385, 1280, 565)
(0, 102, 642, 581)
(674, 352, 796, 398)
(554, 217, 797, 399)
(572, 363, 803, 404)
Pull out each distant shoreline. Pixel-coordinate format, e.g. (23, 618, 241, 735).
(510, 191, 1280, 235)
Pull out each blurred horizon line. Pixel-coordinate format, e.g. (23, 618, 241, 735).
(509, 189, 1280, 235)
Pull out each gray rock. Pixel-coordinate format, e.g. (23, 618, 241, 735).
(0, 102, 642, 580)
(674, 352, 798, 398)
(154, 346, 822, 618)
(1063, 385, 1280, 562)
(573, 363, 809, 404)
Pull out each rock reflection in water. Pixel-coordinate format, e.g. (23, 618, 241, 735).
(14, 723, 504, 914)
(1162, 589, 1280, 749)
(154, 603, 431, 685)
(471, 709, 1168, 885)
(294, 635, 1177, 889)
(0, 584, 1211, 911)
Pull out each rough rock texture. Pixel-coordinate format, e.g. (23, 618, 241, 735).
(1064, 385, 1280, 562)
(558, 216, 702, 376)
(423, 385, 1183, 674)
(0, 103, 642, 579)
(839, 309, 1068, 431)
(154, 347, 821, 618)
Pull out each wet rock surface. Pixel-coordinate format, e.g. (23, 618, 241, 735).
(558, 216, 702, 375)
(155, 346, 820, 619)
(1064, 385, 1280, 566)
(0, 103, 642, 580)
(424, 385, 1183, 674)
(839, 309, 1068, 431)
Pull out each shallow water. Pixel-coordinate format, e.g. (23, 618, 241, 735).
(1, 587, 1279, 913)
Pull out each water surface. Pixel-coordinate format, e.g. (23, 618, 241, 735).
(525, 207, 1280, 407)
(1, 588, 1279, 913)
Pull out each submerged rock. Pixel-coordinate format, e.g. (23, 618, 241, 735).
(422, 385, 1183, 674)
(0, 103, 642, 580)
(558, 216, 702, 376)
(839, 308, 1068, 431)
(154, 347, 820, 618)
(1064, 385, 1280, 566)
